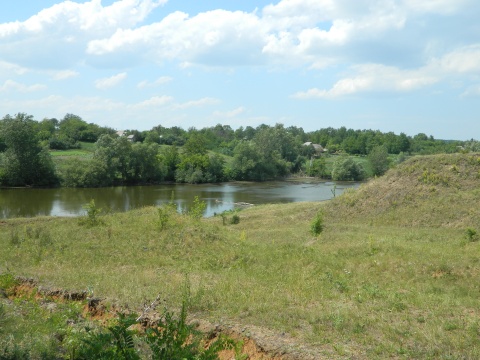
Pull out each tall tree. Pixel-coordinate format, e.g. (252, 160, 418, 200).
(368, 145, 390, 176)
(0, 113, 57, 186)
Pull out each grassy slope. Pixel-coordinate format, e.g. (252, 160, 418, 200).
(1, 153, 480, 358)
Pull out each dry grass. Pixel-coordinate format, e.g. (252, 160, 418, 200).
(1, 153, 480, 359)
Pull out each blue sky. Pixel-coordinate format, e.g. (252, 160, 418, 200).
(1, 0, 479, 140)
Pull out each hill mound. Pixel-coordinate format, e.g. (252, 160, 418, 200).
(325, 153, 480, 228)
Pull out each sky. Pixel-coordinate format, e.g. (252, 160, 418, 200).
(1, 0, 479, 140)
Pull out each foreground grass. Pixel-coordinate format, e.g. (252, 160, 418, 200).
(1, 153, 480, 358)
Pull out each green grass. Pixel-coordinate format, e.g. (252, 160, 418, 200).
(49, 141, 95, 157)
(1, 153, 480, 359)
(0, 274, 87, 359)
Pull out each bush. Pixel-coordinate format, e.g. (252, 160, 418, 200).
(311, 210, 324, 236)
(230, 214, 240, 224)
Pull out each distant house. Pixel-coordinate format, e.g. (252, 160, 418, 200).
(116, 131, 135, 142)
(303, 142, 325, 155)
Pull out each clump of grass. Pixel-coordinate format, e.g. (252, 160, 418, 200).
(230, 214, 240, 225)
(465, 228, 478, 242)
(219, 209, 241, 225)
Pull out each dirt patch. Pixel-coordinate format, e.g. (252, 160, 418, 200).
(6, 277, 331, 359)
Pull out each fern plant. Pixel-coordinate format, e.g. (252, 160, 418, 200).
(75, 313, 139, 360)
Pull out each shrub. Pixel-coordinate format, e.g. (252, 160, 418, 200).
(465, 228, 478, 242)
(75, 313, 139, 360)
(188, 196, 207, 220)
(157, 200, 178, 230)
(145, 298, 233, 360)
(311, 210, 324, 236)
(79, 199, 103, 227)
(230, 214, 240, 225)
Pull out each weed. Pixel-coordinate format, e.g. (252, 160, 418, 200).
(0, 273, 18, 291)
(310, 210, 324, 236)
(465, 228, 478, 242)
(79, 199, 104, 227)
(443, 321, 459, 331)
(145, 299, 234, 359)
(188, 196, 207, 220)
(0, 343, 31, 360)
(76, 313, 139, 360)
(331, 184, 337, 198)
(219, 209, 241, 225)
(230, 214, 240, 224)
(157, 206, 171, 230)
(9, 230, 21, 247)
(0, 303, 6, 330)
(366, 236, 380, 256)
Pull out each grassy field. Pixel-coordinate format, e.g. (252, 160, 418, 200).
(1, 153, 480, 358)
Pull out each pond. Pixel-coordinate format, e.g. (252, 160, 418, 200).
(0, 180, 359, 219)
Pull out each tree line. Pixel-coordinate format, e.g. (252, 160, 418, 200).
(0, 112, 474, 187)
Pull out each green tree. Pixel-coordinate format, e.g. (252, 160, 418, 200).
(129, 143, 165, 183)
(0, 113, 57, 186)
(183, 132, 207, 156)
(331, 156, 365, 181)
(58, 113, 87, 143)
(160, 145, 180, 182)
(175, 153, 209, 183)
(307, 157, 327, 178)
(368, 145, 390, 176)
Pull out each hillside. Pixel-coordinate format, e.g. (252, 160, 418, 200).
(1, 153, 480, 359)
(326, 152, 480, 228)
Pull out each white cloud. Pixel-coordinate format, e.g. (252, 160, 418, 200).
(0, 0, 166, 69)
(52, 70, 79, 80)
(403, 0, 474, 15)
(87, 9, 267, 66)
(0, 0, 477, 72)
(213, 107, 246, 118)
(292, 42, 480, 99)
(134, 95, 174, 108)
(95, 72, 127, 89)
(137, 76, 172, 88)
(174, 97, 220, 109)
(434, 45, 480, 74)
(0, 61, 29, 76)
(11, 0, 165, 34)
(292, 64, 438, 99)
(0, 80, 46, 92)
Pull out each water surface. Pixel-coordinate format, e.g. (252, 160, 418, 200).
(0, 180, 358, 219)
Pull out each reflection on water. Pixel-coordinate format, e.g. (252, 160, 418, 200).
(0, 180, 359, 219)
